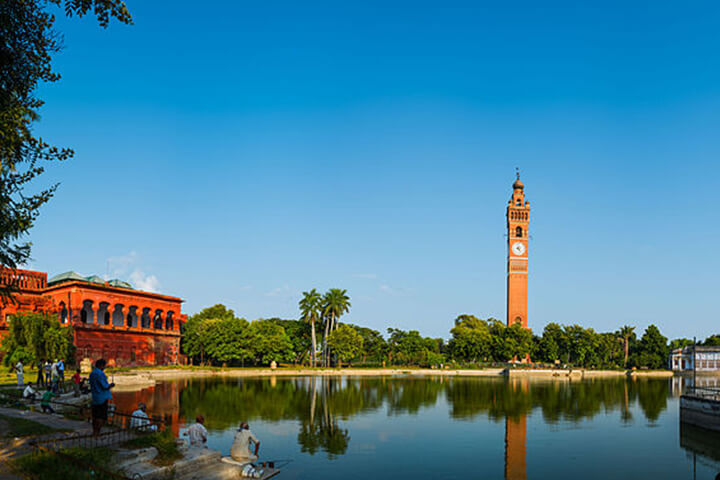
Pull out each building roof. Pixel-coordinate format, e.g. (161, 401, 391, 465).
(48, 271, 86, 285)
(108, 279, 133, 289)
(672, 345, 720, 354)
(48, 271, 134, 290)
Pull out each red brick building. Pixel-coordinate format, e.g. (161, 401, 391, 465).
(0, 267, 186, 366)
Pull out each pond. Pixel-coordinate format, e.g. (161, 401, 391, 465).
(113, 375, 720, 479)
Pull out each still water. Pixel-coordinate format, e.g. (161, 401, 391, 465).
(114, 376, 720, 479)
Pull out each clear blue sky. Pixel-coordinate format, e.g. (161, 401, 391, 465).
(27, 1, 720, 340)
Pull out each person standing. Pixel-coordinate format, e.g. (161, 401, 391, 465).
(72, 369, 82, 397)
(230, 422, 261, 463)
(89, 359, 115, 436)
(57, 358, 65, 386)
(50, 360, 60, 393)
(15, 360, 23, 386)
(43, 361, 51, 385)
(36, 360, 45, 388)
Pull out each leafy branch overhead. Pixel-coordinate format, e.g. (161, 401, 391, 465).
(0, 0, 132, 298)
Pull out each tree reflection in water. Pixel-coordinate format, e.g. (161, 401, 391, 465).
(114, 375, 672, 462)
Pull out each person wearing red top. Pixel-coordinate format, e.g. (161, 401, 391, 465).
(72, 369, 82, 397)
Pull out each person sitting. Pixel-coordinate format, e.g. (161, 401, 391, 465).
(41, 389, 57, 414)
(23, 383, 37, 401)
(230, 421, 260, 464)
(184, 415, 208, 447)
(79, 377, 91, 395)
(129, 402, 157, 431)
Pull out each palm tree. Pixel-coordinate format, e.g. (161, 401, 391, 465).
(322, 289, 351, 366)
(617, 325, 635, 368)
(299, 289, 322, 367)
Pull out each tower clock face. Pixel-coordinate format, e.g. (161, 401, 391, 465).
(512, 242, 526, 255)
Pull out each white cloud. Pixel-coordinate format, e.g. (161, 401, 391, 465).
(379, 284, 413, 297)
(129, 270, 161, 293)
(105, 251, 160, 293)
(265, 284, 292, 297)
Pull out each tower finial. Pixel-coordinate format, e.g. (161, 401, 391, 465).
(513, 168, 524, 190)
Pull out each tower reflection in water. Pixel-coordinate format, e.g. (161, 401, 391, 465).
(504, 378, 528, 480)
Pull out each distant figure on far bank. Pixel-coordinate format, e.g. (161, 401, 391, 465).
(230, 421, 260, 463)
(185, 415, 208, 447)
(89, 359, 115, 436)
(15, 360, 23, 386)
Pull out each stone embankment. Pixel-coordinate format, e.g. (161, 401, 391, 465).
(109, 367, 674, 387)
(117, 444, 279, 480)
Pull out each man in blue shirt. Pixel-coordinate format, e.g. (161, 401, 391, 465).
(89, 359, 115, 436)
(57, 359, 65, 385)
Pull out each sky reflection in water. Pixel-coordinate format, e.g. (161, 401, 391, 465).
(114, 376, 720, 479)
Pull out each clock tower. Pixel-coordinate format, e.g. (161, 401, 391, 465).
(506, 171, 530, 328)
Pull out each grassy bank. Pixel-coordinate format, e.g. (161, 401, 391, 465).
(11, 447, 116, 480)
(122, 430, 182, 465)
(0, 413, 65, 438)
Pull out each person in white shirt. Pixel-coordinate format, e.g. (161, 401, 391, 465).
(129, 402, 156, 431)
(230, 422, 260, 463)
(15, 361, 23, 386)
(23, 383, 37, 401)
(184, 415, 208, 447)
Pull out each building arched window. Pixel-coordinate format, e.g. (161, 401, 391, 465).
(515, 226, 523, 237)
(514, 316, 523, 325)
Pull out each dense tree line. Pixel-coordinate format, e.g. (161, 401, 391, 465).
(181, 299, 702, 370)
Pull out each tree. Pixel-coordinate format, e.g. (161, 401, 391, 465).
(321, 289, 351, 367)
(702, 335, 720, 346)
(182, 304, 237, 364)
(537, 323, 565, 363)
(349, 325, 387, 364)
(449, 315, 491, 362)
(249, 320, 293, 365)
(634, 324, 668, 369)
(1, 0, 131, 300)
(269, 318, 311, 365)
(669, 338, 694, 351)
(0, 312, 74, 367)
(299, 289, 322, 367)
(327, 324, 363, 367)
(203, 317, 254, 365)
(616, 325, 635, 368)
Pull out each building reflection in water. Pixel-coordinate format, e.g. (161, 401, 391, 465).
(680, 422, 720, 478)
(114, 380, 186, 436)
(112, 374, 680, 478)
(504, 378, 528, 480)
